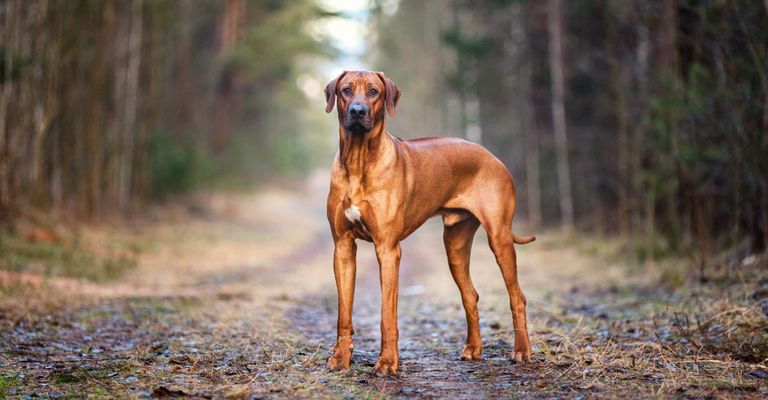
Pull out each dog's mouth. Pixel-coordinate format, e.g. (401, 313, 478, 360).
(343, 117, 373, 133)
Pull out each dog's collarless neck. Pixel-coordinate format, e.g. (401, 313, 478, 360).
(338, 126, 393, 174)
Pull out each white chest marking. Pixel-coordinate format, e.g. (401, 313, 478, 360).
(344, 205, 362, 223)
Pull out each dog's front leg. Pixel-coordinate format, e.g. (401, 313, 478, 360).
(374, 241, 401, 375)
(327, 236, 357, 370)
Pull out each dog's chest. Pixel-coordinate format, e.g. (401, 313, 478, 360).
(341, 190, 372, 238)
(344, 204, 362, 224)
(337, 173, 374, 238)
(342, 175, 366, 222)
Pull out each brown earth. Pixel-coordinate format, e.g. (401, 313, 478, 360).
(1, 171, 766, 399)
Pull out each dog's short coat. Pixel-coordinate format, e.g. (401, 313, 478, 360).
(325, 71, 535, 375)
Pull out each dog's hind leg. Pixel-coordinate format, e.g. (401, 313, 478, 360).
(443, 215, 483, 360)
(486, 225, 532, 364)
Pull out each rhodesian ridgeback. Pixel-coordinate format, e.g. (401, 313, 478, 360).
(324, 71, 535, 375)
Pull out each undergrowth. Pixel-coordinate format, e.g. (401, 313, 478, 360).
(561, 231, 768, 367)
(0, 232, 136, 282)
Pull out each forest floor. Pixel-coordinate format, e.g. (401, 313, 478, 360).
(1, 171, 767, 399)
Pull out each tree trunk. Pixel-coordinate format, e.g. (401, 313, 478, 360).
(118, 0, 142, 212)
(524, 94, 542, 232)
(174, 0, 193, 139)
(518, 4, 541, 231)
(452, 0, 468, 140)
(660, 0, 683, 254)
(606, 1, 630, 235)
(30, 0, 54, 205)
(212, 0, 244, 152)
(547, 0, 574, 231)
(631, 0, 649, 236)
(765, 0, 768, 19)
(646, 176, 656, 269)
(133, 9, 160, 211)
(0, 0, 20, 227)
(111, 1, 127, 209)
(435, 1, 450, 136)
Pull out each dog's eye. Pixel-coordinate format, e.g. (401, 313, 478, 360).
(342, 87, 351, 96)
(369, 88, 378, 96)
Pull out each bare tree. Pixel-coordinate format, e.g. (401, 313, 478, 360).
(451, 0, 468, 141)
(547, 0, 574, 231)
(212, 0, 245, 152)
(516, 2, 541, 231)
(606, 0, 631, 235)
(0, 0, 18, 225)
(118, 0, 143, 212)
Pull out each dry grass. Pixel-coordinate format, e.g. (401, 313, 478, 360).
(525, 234, 768, 397)
(527, 291, 767, 396)
(0, 183, 766, 398)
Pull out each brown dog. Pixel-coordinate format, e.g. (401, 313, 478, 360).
(325, 71, 535, 375)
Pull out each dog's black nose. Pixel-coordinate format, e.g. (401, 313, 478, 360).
(349, 104, 367, 119)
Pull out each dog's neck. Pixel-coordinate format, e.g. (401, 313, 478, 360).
(338, 120, 394, 179)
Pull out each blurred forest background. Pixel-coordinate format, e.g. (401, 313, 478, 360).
(371, 0, 767, 265)
(1, 0, 766, 265)
(0, 0, 336, 219)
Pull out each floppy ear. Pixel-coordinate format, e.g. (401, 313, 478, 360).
(324, 71, 347, 113)
(375, 72, 401, 117)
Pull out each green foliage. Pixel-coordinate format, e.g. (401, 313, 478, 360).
(441, 25, 493, 96)
(230, 1, 335, 80)
(267, 129, 314, 174)
(194, 0, 334, 188)
(0, 47, 24, 83)
(0, 375, 20, 399)
(149, 131, 198, 197)
(645, 46, 765, 250)
(441, 30, 492, 61)
(52, 373, 82, 384)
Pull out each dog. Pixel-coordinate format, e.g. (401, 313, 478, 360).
(324, 71, 535, 375)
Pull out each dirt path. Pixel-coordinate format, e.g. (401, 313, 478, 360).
(1, 171, 766, 399)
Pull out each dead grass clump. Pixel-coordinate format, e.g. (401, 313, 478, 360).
(531, 283, 768, 397)
(672, 303, 768, 364)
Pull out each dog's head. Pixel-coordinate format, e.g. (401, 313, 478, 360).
(325, 71, 401, 133)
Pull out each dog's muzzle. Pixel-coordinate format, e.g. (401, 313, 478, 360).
(344, 103, 372, 133)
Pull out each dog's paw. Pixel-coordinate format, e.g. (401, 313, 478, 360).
(460, 343, 483, 361)
(373, 355, 398, 376)
(327, 353, 351, 371)
(511, 331, 532, 364)
(327, 337, 353, 371)
(512, 349, 532, 364)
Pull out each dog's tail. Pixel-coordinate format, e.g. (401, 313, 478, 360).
(512, 233, 536, 244)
